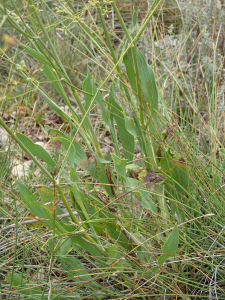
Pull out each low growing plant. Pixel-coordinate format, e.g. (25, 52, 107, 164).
(0, 0, 224, 299)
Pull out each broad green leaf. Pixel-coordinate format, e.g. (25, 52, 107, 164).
(110, 90, 134, 161)
(160, 156, 190, 204)
(16, 180, 48, 220)
(111, 153, 128, 177)
(158, 224, 179, 265)
(50, 129, 87, 170)
(37, 186, 66, 217)
(136, 49, 158, 120)
(133, 116, 150, 160)
(5, 272, 42, 296)
(70, 166, 81, 188)
(162, 224, 179, 254)
(83, 72, 110, 133)
(16, 132, 58, 170)
(80, 71, 96, 133)
(94, 152, 111, 164)
(57, 255, 99, 287)
(72, 187, 103, 244)
(219, 147, 225, 157)
(123, 49, 137, 93)
(139, 266, 160, 279)
(16, 181, 72, 234)
(22, 44, 59, 70)
(132, 10, 137, 27)
(55, 136, 94, 173)
(106, 245, 131, 270)
(50, 128, 69, 139)
(126, 177, 156, 213)
(43, 65, 74, 113)
(105, 224, 131, 251)
(73, 186, 93, 222)
(43, 65, 65, 98)
(161, 156, 189, 186)
(54, 135, 113, 190)
(16, 180, 60, 231)
(39, 88, 71, 123)
(6, 271, 69, 298)
(72, 189, 130, 251)
(73, 187, 113, 232)
(70, 234, 104, 265)
(126, 163, 141, 172)
(56, 238, 73, 256)
(54, 136, 76, 167)
(57, 253, 100, 288)
(48, 238, 54, 253)
(124, 49, 160, 143)
(125, 116, 138, 136)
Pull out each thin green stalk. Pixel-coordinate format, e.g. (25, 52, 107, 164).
(5, 2, 94, 143)
(96, 5, 135, 108)
(109, 1, 144, 123)
(110, 1, 132, 42)
(28, 0, 103, 172)
(101, 1, 143, 120)
(28, 0, 69, 82)
(1, 2, 39, 39)
(72, 89, 102, 156)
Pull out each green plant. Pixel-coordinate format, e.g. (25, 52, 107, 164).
(1, 0, 225, 299)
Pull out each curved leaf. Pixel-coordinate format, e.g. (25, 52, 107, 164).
(158, 224, 179, 265)
(109, 89, 134, 161)
(16, 132, 58, 169)
(125, 116, 138, 136)
(111, 153, 127, 177)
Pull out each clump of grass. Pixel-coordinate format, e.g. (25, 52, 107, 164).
(0, 0, 225, 299)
